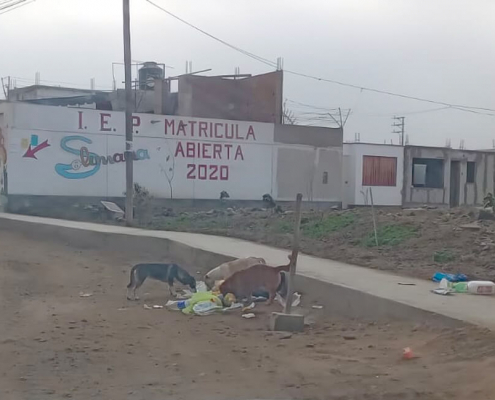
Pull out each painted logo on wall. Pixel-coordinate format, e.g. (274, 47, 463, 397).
(22, 134, 50, 159)
(55, 135, 150, 180)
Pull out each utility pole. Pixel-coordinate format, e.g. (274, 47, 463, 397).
(123, 0, 133, 224)
(392, 116, 405, 146)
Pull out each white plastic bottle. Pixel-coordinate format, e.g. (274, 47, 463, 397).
(467, 281, 495, 295)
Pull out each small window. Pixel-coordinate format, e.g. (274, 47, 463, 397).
(362, 156, 397, 186)
(412, 158, 444, 188)
(467, 162, 475, 183)
(322, 171, 328, 184)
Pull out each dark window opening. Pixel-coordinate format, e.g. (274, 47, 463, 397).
(467, 162, 476, 183)
(322, 171, 328, 184)
(412, 158, 444, 188)
(362, 156, 397, 186)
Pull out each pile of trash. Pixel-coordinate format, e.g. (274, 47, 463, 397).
(157, 281, 301, 317)
(431, 272, 495, 296)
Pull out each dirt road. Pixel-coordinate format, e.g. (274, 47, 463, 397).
(2, 228, 495, 399)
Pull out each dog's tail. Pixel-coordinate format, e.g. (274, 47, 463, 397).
(274, 255, 293, 273)
(127, 265, 138, 288)
(275, 264, 290, 273)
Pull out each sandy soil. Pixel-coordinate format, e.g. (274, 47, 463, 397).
(2, 228, 495, 399)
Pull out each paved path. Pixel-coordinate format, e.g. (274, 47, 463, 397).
(1, 212, 494, 329)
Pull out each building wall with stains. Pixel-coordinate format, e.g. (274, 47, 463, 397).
(343, 143, 404, 206)
(402, 146, 494, 207)
(0, 102, 342, 203)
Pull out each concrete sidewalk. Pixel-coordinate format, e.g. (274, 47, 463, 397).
(1, 212, 494, 329)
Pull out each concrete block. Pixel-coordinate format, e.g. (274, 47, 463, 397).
(270, 312, 305, 332)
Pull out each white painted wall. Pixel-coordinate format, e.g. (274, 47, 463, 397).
(343, 143, 404, 206)
(3, 103, 276, 200)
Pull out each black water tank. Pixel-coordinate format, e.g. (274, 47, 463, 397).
(138, 62, 164, 90)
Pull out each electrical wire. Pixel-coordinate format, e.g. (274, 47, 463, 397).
(146, 0, 495, 115)
(146, 0, 277, 68)
(0, 0, 36, 15)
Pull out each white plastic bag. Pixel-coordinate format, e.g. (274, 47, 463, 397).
(192, 300, 223, 316)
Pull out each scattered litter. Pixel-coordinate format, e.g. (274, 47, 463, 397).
(432, 272, 468, 283)
(311, 305, 323, 309)
(166, 292, 223, 315)
(79, 292, 93, 297)
(196, 281, 207, 292)
(438, 278, 450, 290)
(101, 200, 124, 214)
(192, 301, 223, 316)
(175, 281, 208, 299)
(431, 288, 453, 296)
(278, 332, 292, 339)
(241, 313, 256, 319)
(242, 302, 255, 312)
(222, 303, 243, 312)
(402, 347, 415, 360)
(101, 200, 124, 220)
(398, 282, 416, 286)
(175, 292, 192, 300)
(117, 308, 127, 311)
(276, 292, 301, 308)
(143, 304, 164, 310)
(467, 281, 495, 295)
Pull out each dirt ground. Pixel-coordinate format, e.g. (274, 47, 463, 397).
(3, 228, 495, 399)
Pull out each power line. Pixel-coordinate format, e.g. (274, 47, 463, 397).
(0, 0, 36, 15)
(146, 0, 495, 114)
(146, 0, 277, 68)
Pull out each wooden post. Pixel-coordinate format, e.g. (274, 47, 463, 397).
(369, 188, 379, 247)
(284, 193, 303, 315)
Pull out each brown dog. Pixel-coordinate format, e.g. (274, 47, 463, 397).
(219, 256, 292, 305)
(204, 257, 266, 289)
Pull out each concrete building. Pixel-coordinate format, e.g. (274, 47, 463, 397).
(343, 143, 494, 208)
(0, 102, 342, 205)
(8, 68, 283, 124)
(343, 143, 404, 207)
(403, 145, 495, 207)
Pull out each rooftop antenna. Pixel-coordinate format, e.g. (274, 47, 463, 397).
(35, 72, 40, 85)
(276, 57, 284, 71)
(405, 134, 409, 145)
(459, 139, 465, 150)
(354, 132, 360, 142)
(445, 138, 452, 148)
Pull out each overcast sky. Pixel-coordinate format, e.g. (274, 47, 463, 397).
(1, 0, 494, 148)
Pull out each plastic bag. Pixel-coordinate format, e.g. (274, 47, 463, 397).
(192, 301, 223, 316)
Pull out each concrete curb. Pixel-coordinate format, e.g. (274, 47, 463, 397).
(1, 212, 490, 329)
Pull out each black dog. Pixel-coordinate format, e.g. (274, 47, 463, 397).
(126, 263, 196, 301)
